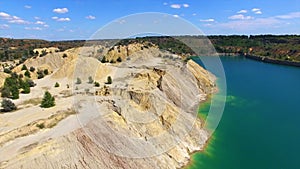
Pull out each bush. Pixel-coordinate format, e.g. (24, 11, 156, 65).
(11, 86, 19, 99)
(40, 91, 55, 108)
(24, 70, 31, 78)
(21, 65, 28, 71)
(27, 79, 35, 87)
(1, 99, 17, 112)
(101, 56, 107, 63)
(20, 79, 30, 94)
(94, 81, 100, 87)
(37, 70, 44, 79)
(43, 69, 49, 75)
(4, 68, 11, 74)
(1, 87, 11, 98)
(88, 76, 94, 84)
(36, 123, 45, 129)
(117, 57, 122, 62)
(106, 76, 112, 84)
(76, 77, 82, 84)
(29, 66, 35, 72)
(54, 82, 59, 88)
(62, 53, 68, 58)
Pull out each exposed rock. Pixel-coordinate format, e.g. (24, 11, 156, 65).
(0, 43, 216, 169)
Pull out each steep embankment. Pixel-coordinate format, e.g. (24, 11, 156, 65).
(0, 43, 216, 169)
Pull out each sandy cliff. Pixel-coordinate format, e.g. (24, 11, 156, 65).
(0, 43, 216, 169)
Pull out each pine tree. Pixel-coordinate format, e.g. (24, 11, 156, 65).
(106, 76, 112, 84)
(1, 99, 17, 112)
(24, 70, 31, 78)
(40, 91, 55, 108)
(21, 65, 28, 71)
(88, 76, 94, 84)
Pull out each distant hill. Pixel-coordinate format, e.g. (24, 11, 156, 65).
(1, 35, 300, 64)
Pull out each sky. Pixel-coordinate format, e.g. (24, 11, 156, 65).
(0, 0, 300, 40)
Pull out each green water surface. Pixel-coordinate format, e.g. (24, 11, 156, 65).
(188, 56, 300, 169)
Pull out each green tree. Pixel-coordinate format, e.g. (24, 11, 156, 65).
(29, 66, 35, 72)
(21, 65, 28, 71)
(43, 69, 49, 75)
(37, 70, 44, 79)
(76, 77, 82, 84)
(24, 70, 31, 78)
(88, 76, 93, 84)
(117, 57, 122, 62)
(106, 76, 112, 84)
(41, 91, 55, 108)
(101, 56, 107, 63)
(54, 82, 60, 87)
(1, 87, 11, 98)
(1, 99, 17, 112)
(94, 81, 100, 87)
(11, 86, 19, 100)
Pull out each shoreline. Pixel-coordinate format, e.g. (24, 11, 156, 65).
(244, 54, 300, 67)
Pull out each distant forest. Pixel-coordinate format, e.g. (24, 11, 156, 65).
(1, 35, 300, 62)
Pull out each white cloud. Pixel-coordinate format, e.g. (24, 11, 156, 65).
(53, 8, 69, 14)
(0, 24, 9, 29)
(237, 10, 247, 14)
(170, 4, 181, 9)
(252, 8, 260, 12)
(251, 8, 262, 14)
(25, 27, 42, 31)
(57, 18, 71, 22)
(8, 19, 29, 24)
(183, 4, 189, 8)
(35, 21, 45, 25)
(173, 14, 179, 18)
(229, 14, 253, 20)
(24, 5, 32, 9)
(0, 12, 10, 19)
(163, 2, 168, 5)
(255, 11, 262, 14)
(44, 24, 49, 28)
(52, 16, 71, 22)
(34, 16, 41, 20)
(86, 15, 96, 20)
(276, 12, 300, 19)
(0, 12, 30, 24)
(192, 13, 197, 16)
(200, 18, 215, 22)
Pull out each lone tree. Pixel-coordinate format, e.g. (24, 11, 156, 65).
(94, 81, 100, 87)
(54, 82, 60, 88)
(1, 99, 17, 112)
(24, 70, 31, 78)
(21, 65, 28, 71)
(106, 76, 112, 84)
(88, 76, 94, 84)
(76, 77, 82, 84)
(41, 91, 55, 108)
(29, 66, 35, 72)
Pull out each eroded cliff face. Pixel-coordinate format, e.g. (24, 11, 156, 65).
(0, 43, 216, 169)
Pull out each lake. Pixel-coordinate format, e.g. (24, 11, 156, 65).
(188, 56, 300, 169)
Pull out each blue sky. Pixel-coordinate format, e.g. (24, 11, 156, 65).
(0, 0, 300, 40)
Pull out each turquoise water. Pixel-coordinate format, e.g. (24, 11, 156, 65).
(189, 56, 300, 169)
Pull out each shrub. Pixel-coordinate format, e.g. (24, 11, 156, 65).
(62, 53, 68, 58)
(88, 76, 93, 84)
(24, 70, 31, 78)
(27, 79, 35, 87)
(54, 82, 60, 88)
(106, 76, 112, 84)
(37, 70, 44, 79)
(117, 57, 122, 62)
(43, 69, 49, 75)
(3, 68, 11, 74)
(11, 86, 19, 99)
(36, 123, 45, 129)
(76, 77, 82, 84)
(40, 91, 55, 108)
(29, 66, 35, 72)
(1, 87, 11, 98)
(94, 81, 100, 87)
(101, 56, 107, 63)
(1, 99, 17, 112)
(21, 65, 28, 71)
